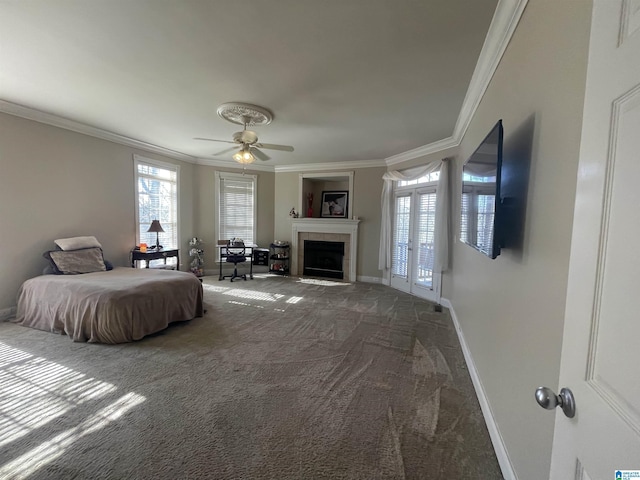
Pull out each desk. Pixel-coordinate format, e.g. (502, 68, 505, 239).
(217, 244, 255, 281)
(131, 248, 179, 269)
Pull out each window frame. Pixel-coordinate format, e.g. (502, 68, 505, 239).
(133, 154, 180, 250)
(215, 171, 258, 248)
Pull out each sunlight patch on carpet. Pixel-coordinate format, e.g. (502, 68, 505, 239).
(202, 284, 230, 293)
(0, 343, 118, 449)
(297, 278, 351, 287)
(0, 342, 146, 478)
(223, 289, 285, 302)
(0, 392, 145, 479)
(227, 300, 264, 309)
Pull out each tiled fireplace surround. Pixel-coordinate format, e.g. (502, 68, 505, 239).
(291, 219, 360, 282)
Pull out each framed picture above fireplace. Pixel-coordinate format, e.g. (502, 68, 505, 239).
(321, 191, 349, 218)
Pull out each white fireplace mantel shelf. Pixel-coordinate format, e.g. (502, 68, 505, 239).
(291, 218, 360, 281)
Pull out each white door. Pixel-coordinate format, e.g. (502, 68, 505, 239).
(390, 189, 440, 302)
(549, 0, 640, 477)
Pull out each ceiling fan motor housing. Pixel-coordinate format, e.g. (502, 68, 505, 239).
(233, 130, 258, 144)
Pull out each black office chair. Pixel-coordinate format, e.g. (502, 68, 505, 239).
(222, 241, 247, 282)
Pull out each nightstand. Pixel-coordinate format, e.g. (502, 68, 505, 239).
(131, 248, 179, 269)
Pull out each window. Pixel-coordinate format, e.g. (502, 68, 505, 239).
(216, 171, 256, 245)
(134, 155, 179, 251)
(397, 171, 440, 187)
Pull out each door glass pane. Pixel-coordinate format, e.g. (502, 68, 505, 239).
(416, 192, 436, 288)
(392, 195, 411, 277)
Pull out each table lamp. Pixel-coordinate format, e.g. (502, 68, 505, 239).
(147, 220, 164, 250)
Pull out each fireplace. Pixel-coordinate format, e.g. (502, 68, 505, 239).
(304, 240, 344, 279)
(291, 218, 360, 282)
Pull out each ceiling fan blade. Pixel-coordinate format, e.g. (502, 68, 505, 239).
(254, 143, 294, 152)
(194, 137, 236, 144)
(251, 147, 271, 161)
(213, 145, 241, 156)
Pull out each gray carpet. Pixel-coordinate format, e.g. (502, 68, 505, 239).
(0, 274, 502, 479)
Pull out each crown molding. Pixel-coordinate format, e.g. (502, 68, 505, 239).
(384, 0, 528, 168)
(1, 0, 527, 172)
(0, 99, 198, 163)
(275, 158, 386, 173)
(385, 136, 459, 166)
(195, 157, 275, 172)
(452, 0, 529, 142)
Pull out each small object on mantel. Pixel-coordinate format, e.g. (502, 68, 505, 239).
(289, 207, 299, 218)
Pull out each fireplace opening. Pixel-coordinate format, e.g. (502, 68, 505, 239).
(304, 240, 344, 279)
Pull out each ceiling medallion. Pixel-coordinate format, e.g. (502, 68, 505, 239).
(216, 102, 273, 126)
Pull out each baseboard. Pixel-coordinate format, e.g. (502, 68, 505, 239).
(440, 297, 517, 480)
(357, 275, 383, 284)
(0, 306, 16, 321)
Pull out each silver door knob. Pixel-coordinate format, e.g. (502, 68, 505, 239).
(535, 386, 576, 418)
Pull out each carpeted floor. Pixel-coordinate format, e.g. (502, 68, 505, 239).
(0, 274, 502, 479)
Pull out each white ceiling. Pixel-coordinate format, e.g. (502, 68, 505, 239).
(0, 0, 502, 168)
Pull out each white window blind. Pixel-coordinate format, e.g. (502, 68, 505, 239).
(135, 158, 179, 250)
(392, 195, 411, 277)
(416, 191, 436, 288)
(218, 173, 256, 245)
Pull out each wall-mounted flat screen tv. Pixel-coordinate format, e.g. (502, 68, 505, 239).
(460, 119, 503, 259)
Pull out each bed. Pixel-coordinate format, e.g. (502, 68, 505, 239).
(14, 267, 204, 344)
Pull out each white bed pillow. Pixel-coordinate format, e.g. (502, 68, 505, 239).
(54, 235, 102, 251)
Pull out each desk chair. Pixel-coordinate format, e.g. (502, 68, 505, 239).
(221, 241, 248, 282)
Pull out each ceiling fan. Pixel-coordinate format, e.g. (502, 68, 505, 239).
(194, 102, 294, 164)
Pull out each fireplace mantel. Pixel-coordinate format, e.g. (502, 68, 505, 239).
(291, 218, 360, 281)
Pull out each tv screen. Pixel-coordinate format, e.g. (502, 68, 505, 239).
(460, 120, 503, 259)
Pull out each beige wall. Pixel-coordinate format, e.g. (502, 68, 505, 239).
(0, 113, 277, 311)
(445, 1, 592, 478)
(274, 167, 386, 279)
(0, 112, 196, 311)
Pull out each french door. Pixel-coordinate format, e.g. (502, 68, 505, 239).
(390, 187, 440, 302)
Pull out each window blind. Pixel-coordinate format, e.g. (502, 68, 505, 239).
(416, 192, 436, 288)
(392, 195, 411, 277)
(219, 175, 255, 245)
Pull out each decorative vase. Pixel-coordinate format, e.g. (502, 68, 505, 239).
(307, 207, 313, 218)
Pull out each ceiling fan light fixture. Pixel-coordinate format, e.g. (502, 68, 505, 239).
(233, 148, 255, 164)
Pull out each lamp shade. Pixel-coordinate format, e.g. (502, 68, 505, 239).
(147, 220, 165, 233)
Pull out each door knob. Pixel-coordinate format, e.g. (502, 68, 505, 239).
(535, 386, 576, 418)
